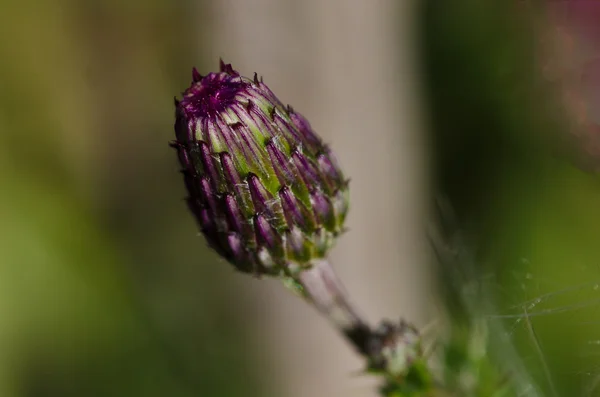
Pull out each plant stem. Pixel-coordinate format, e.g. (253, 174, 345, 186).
(295, 259, 374, 356)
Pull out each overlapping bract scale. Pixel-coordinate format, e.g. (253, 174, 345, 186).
(172, 61, 349, 275)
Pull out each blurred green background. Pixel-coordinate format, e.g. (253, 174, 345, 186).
(421, 1, 600, 396)
(2, 0, 600, 396)
(0, 1, 264, 396)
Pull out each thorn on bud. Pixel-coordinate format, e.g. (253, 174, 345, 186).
(245, 100, 255, 112)
(253, 72, 260, 84)
(192, 67, 203, 82)
(219, 58, 239, 76)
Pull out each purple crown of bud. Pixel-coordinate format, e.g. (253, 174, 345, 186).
(172, 61, 349, 276)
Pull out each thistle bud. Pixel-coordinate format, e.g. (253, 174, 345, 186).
(172, 61, 349, 276)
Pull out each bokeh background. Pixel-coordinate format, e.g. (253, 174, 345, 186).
(0, 1, 427, 396)
(2, 0, 600, 396)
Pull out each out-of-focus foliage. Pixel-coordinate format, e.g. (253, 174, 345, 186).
(0, 1, 263, 396)
(4, 0, 600, 396)
(420, 1, 600, 396)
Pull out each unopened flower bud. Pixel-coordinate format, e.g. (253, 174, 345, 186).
(172, 61, 349, 276)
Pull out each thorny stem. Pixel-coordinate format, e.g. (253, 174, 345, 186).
(289, 260, 432, 396)
(291, 259, 427, 390)
(295, 259, 379, 357)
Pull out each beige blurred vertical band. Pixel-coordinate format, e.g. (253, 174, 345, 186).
(206, 0, 429, 396)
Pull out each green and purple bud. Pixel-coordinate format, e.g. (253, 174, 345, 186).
(171, 62, 423, 377)
(172, 61, 349, 276)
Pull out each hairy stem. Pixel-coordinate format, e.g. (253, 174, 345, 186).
(295, 259, 374, 356)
